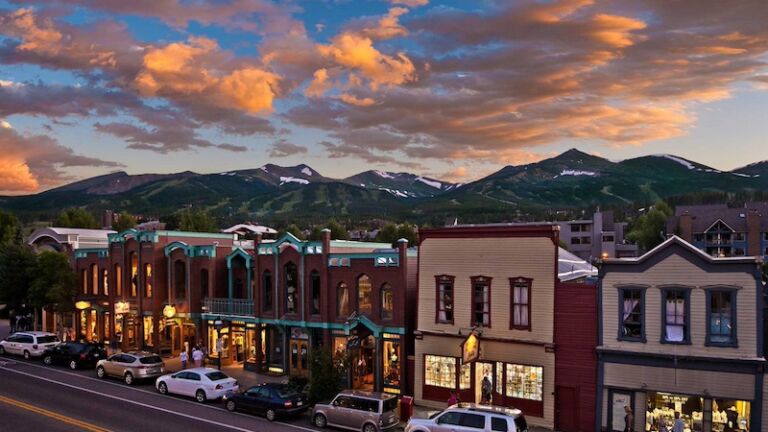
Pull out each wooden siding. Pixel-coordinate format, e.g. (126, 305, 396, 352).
(601, 253, 758, 358)
(417, 236, 556, 342)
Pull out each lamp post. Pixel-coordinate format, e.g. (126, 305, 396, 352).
(214, 320, 223, 370)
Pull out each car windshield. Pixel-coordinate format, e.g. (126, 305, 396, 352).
(205, 372, 229, 381)
(383, 398, 397, 412)
(139, 356, 162, 364)
(275, 387, 298, 399)
(37, 336, 59, 344)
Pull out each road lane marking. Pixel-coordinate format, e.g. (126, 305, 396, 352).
(0, 365, 318, 432)
(0, 394, 112, 432)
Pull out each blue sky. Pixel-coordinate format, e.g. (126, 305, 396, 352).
(1, 0, 767, 194)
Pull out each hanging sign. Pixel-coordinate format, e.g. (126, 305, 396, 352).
(461, 332, 480, 364)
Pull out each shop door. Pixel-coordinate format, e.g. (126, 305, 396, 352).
(556, 386, 578, 431)
(290, 340, 309, 377)
(475, 362, 495, 405)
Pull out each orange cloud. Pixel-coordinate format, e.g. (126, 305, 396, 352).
(362, 7, 409, 40)
(589, 14, 646, 48)
(339, 93, 375, 106)
(218, 68, 279, 113)
(305, 68, 332, 98)
(391, 0, 428, 6)
(6, 8, 63, 54)
(0, 155, 39, 193)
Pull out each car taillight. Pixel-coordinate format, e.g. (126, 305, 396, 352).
(284, 401, 293, 408)
(215, 384, 223, 390)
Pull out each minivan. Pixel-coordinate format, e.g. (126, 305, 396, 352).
(0, 331, 60, 359)
(312, 390, 400, 432)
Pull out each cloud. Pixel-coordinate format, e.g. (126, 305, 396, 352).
(391, 0, 428, 7)
(305, 68, 332, 98)
(339, 93, 375, 106)
(269, 139, 308, 157)
(361, 7, 409, 40)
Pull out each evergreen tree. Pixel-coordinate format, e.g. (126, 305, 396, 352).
(375, 223, 399, 244)
(326, 219, 348, 240)
(279, 224, 304, 240)
(396, 223, 417, 245)
(112, 212, 137, 232)
(626, 202, 673, 252)
(0, 244, 37, 308)
(179, 209, 219, 232)
(29, 251, 77, 320)
(0, 210, 22, 245)
(308, 348, 349, 404)
(54, 208, 99, 229)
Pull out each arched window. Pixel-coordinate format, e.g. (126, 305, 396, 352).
(91, 264, 98, 295)
(337, 282, 349, 317)
(200, 269, 209, 299)
(262, 270, 273, 312)
(144, 263, 153, 298)
(114, 264, 122, 296)
(284, 262, 298, 314)
(174, 260, 186, 300)
(103, 269, 109, 296)
(381, 283, 393, 320)
(129, 253, 138, 297)
(310, 271, 321, 315)
(357, 274, 372, 315)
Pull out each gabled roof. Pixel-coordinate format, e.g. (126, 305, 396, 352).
(558, 247, 597, 281)
(603, 235, 758, 265)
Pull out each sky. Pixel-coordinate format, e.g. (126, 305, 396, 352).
(1, 0, 767, 195)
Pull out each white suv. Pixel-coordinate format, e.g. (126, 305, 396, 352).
(0, 331, 60, 359)
(405, 403, 528, 432)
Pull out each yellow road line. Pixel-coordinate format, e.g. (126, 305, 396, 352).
(0, 394, 112, 432)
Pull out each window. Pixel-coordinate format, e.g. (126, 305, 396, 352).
(91, 264, 98, 295)
(471, 276, 491, 327)
(662, 289, 688, 343)
(357, 274, 372, 315)
(619, 287, 644, 341)
(174, 260, 186, 300)
(262, 270, 273, 312)
(510, 277, 532, 330)
(200, 269, 209, 299)
(505, 364, 543, 401)
(144, 263, 152, 298)
(460, 363, 471, 389)
(437, 412, 461, 426)
(735, 232, 746, 241)
(693, 233, 704, 242)
(708, 290, 736, 346)
(491, 417, 509, 432)
(102, 269, 109, 296)
(381, 283, 393, 320)
(337, 282, 349, 317)
(284, 262, 298, 314)
(424, 355, 456, 388)
(460, 413, 485, 429)
(130, 253, 138, 297)
(734, 248, 745, 256)
(436, 275, 454, 324)
(602, 235, 615, 242)
(310, 271, 321, 315)
(82, 269, 87, 294)
(114, 264, 122, 296)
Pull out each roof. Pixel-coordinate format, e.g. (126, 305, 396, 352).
(222, 224, 277, 235)
(27, 227, 116, 251)
(670, 202, 768, 232)
(603, 235, 759, 265)
(420, 223, 558, 245)
(558, 247, 597, 281)
(451, 403, 523, 417)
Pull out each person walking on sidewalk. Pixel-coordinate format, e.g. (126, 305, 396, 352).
(180, 350, 188, 369)
(192, 346, 204, 368)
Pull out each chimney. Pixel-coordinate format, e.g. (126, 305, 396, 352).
(746, 210, 761, 256)
(678, 213, 692, 242)
(397, 238, 409, 263)
(322, 228, 331, 253)
(255, 233, 263, 246)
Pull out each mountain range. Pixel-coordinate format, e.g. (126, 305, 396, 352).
(2, 149, 767, 224)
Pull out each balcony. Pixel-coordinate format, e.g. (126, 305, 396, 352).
(203, 298, 254, 316)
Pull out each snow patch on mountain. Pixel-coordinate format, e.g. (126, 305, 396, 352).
(301, 167, 313, 176)
(374, 170, 395, 179)
(259, 166, 269, 173)
(416, 176, 442, 189)
(656, 154, 695, 170)
(280, 176, 310, 185)
(378, 187, 411, 198)
(560, 169, 597, 177)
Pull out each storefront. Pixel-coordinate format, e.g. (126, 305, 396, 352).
(644, 391, 751, 432)
(289, 327, 310, 377)
(382, 333, 402, 395)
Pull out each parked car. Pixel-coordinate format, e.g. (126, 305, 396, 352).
(155, 367, 239, 403)
(222, 383, 308, 421)
(42, 342, 106, 370)
(96, 351, 164, 385)
(312, 390, 400, 432)
(404, 403, 528, 432)
(0, 331, 59, 359)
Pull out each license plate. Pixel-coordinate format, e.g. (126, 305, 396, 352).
(297, 401, 303, 406)
(149, 368, 159, 373)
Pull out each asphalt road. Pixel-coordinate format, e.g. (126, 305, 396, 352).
(0, 354, 324, 432)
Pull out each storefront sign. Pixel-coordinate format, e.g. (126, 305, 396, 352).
(461, 333, 480, 364)
(75, 301, 91, 310)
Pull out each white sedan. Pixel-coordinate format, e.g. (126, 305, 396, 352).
(155, 367, 239, 403)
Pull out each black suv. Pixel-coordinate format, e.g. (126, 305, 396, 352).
(42, 342, 107, 370)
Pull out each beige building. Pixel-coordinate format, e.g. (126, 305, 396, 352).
(413, 225, 560, 428)
(598, 235, 765, 431)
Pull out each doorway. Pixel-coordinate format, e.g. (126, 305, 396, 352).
(351, 335, 375, 391)
(290, 339, 309, 377)
(475, 362, 494, 405)
(556, 386, 578, 431)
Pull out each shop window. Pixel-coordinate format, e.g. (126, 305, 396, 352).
(662, 289, 689, 343)
(82, 269, 87, 294)
(707, 289, 736, 346)
(646, 392, 705, 432)
(504, 364, 542, 401)
(310, 271, 321, 315)
(383, 339, 400, 388)
(459, 363, 471, 389)
(495, 362, 503, 394)
(174, 260, 186, 300)
(103, 269, 109, 296)
(510, 277, 532, 330)
(337, 282, 350, 317)
(115, 264, 122, 296)
(471, 276, 491, 327)
(712, 398, 750, 431)
(436, 275, 454, 324)
(104, 312, 111, 340)
(619, 287, 644, 341)
(130, 253, 138, 297)
(262, 270, 273, 312)
(143, 316, 153, 347)
(424, 355, 456, 388)
(357, 274, 372, 316)
(144, 263, 152, 298)
(284, 262, 298, 314)
(200, 269, 209, 299)
(91, 264, 98, 295)
(381, 283, 394, 320)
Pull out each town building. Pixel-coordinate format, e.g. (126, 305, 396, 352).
(666, 202, 768, 258)
(413, 224, 598, 430)
(28, 227, 115, 254)
(557, 210, 638, 260)
(201, 231, 417, 395)
(597, 235, 765, 431)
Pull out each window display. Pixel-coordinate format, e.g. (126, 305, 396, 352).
(143, 316, 153, 347)
(712, 399, 750, 432)
(383, 339, 400, 390)
(460, 363, 471, 390)
(504, 364, 543, 401)
(425, 355, 456, 388)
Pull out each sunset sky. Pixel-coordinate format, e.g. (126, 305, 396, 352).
(1, 0, 767, 194)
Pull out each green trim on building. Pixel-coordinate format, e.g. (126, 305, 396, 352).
(74, 248, 109, 259)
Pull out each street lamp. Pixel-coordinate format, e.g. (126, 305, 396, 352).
(214, 320, 224, 370)
(162, 304, 176, 319)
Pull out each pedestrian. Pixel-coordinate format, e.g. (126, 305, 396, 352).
(481, 375, 492, 404)
(672, 412, 684, 432)
(192, 346, 204, 368)
(180, 349, 188, 370)
(447, 389, 459, 406)
(9, 310, 16, 334)
(623, 405, 634, 432)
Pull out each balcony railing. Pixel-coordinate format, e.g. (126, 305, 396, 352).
(203, 298, 254, 316)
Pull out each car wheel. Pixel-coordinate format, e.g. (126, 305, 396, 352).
(195, 390, 206, 403)
(69, 360, 77, 370)
(225, 400, 237, 412)
(265, 409, 276, 422)
(23, 350, 30, 360)
(124, 372, 134, 385)
(362, 423, 377, 432)
(314, 413, 327, 428)
(96, 366, 106, 378)
(0, 346, 5, 355)
(158, 382, 168, 395)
